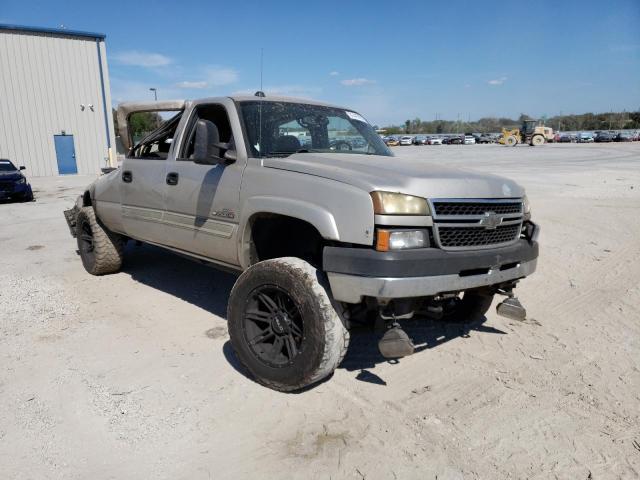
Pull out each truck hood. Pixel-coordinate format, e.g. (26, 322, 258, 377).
(263, 153, 524, 199)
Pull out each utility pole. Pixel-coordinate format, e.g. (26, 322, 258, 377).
(149, 87, 157, 101)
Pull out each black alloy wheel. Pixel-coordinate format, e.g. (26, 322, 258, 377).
(242, 285, 304, 368)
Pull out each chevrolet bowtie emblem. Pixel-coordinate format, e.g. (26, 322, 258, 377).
(479, 211, 503, 229)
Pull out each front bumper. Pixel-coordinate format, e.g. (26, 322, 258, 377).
(324, 223, 539, 303)
(0, 181, 31, 199)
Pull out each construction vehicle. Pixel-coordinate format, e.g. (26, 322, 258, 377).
(499, 120, 554, 146)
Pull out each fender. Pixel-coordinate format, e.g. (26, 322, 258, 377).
(238, 196, 340, 269)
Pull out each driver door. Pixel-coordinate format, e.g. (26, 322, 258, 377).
(162, 103, 243, 266)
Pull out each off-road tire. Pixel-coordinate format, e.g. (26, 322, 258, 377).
(76, 207, 124, 275)
(443, 291, 494, 322)
(506, 135, 518, 146)
(531, 135, 545, 146)
(227, 257, 350, 392)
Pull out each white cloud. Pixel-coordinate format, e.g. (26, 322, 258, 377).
(488, 76, 508, 86)
(173, 66, 238, 90)
(112, 50, 172, 68)
(329, 71, 340, 76)
(203, 66, 239, 86)
(175, 81, 208, 89)
(110, 78, 183, 104)
(341, 78, 375, 86)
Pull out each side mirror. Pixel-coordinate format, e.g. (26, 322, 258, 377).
(224, 150, 237, 163)
(19, 166, 26, 170)
(193, 119, 223, 165)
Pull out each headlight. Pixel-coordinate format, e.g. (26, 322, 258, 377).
(523, 195, 531, 220)
(370, 191, 430, 216)
(16, 177, 26, 184)
(376, 229, 428, 251)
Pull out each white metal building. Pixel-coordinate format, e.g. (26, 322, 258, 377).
(0, 24, 115, 176)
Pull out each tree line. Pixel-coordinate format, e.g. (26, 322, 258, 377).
(380, 110, 640, 134)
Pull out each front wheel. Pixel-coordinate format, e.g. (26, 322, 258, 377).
(531, 135, 545, 146)
(227, 257, 349, 392)
(506, 135, 518, 146)
(442, 291, 494, 322)
(76, 207, 124, 275)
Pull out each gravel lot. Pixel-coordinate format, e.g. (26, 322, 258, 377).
(1, 143, 639, 479)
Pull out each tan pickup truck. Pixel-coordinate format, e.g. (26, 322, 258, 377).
(65, 93, 539, 391)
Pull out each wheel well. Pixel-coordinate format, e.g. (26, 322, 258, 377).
(82, 191, 92, 206)
(248, 214, 325, 267)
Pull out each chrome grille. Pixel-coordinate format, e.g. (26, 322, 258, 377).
(437, 224, 521, 248)
(431, 198, 524, 250)
(433, 201, 522, 216)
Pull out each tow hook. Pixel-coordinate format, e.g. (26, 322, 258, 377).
(496, 289, 527, 321)
(377, 302, 416, 358)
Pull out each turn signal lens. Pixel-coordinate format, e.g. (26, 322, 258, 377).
(371, 191, 429, 215)
(376, 229, 391, 251)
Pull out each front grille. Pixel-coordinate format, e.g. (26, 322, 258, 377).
(433, 201, 522, 216)
(0, 182, 13, 193)
(436, 224, 521, 248)
(430, 198, 524, 250)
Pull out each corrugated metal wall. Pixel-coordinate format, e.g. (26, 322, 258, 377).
(0, 30, 115, 176)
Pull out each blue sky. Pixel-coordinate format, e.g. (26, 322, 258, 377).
(2, 0, 639, 125)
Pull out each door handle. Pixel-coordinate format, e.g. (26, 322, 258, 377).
(166, 172, 179, 186)
(122, 170, 132, 183)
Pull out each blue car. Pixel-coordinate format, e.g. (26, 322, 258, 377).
(0, 159, 34, 202)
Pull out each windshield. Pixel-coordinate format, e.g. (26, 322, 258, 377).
(238, 101, 392, 158)
(0, 160, 17, 172)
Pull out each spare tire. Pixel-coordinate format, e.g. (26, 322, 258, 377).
(227, 257, 349, 392)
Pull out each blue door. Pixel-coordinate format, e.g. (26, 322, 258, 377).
(54, 135, 77, 174)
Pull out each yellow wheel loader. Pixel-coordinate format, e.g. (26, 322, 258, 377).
(500, 120, 553, 146)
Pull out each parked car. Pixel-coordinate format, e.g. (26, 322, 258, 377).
(64, 94, 539, 392)
(464, 135, 476, 145)
(595, 132, 614, 142)
(476, 134, 494, 144)
(558, 134, 576, 143)
(0, 159, 33, 202)
(385, 137, 399, 146)
(399, 135, 414, 146)
(448, 135, 463, 145)
(578, 132, 594, 143)
(428, 137, 443, 145)
(614, 132, 633, 142)
(413, 135, 428, 145)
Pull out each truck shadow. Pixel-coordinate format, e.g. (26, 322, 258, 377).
(339, 317, 506, 375)
(119, 243, 506, 389)
(121, 242, 237, 319)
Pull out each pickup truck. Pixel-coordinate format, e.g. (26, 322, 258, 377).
(64, 93, 539, 391)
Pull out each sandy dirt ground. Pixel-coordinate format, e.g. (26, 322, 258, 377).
(1, 143, 639, 480)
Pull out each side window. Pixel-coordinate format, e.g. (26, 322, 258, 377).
(128, 111, 182, 159)
(180, 104, 233, 160)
